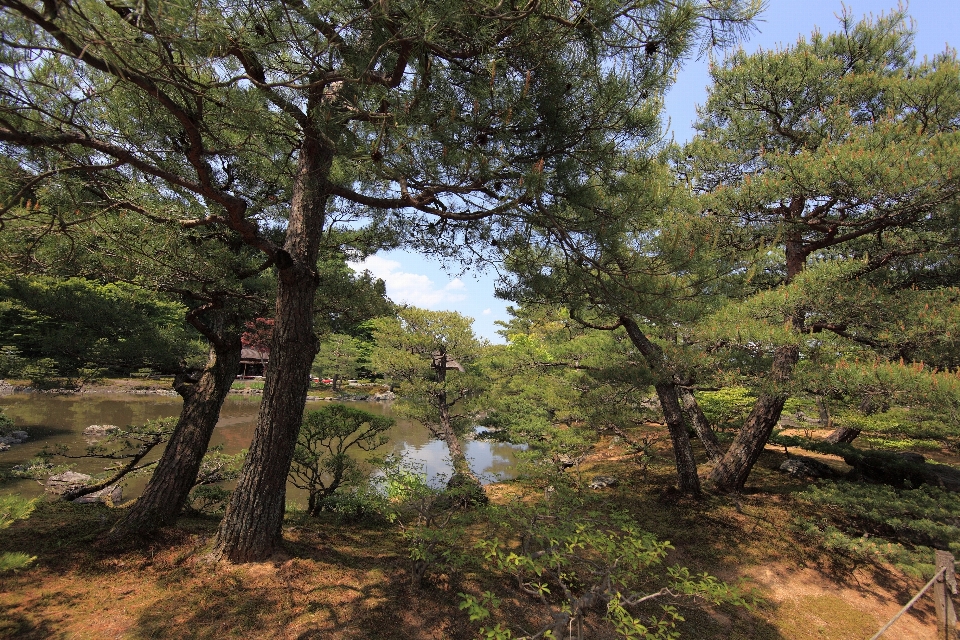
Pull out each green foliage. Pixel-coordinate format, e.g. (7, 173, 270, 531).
(289, 404, 394, 515)
(186, 448, 250, 514)
(0, 276, 202, 378)
(187, 485, 232, 515)
(695, 387, 755, 434)
(0, 346, 23, 378)
(312, 333, 363, 389)
(796, 480, 960, 577)
(0, 494, 36, 572)
(19, 357, 60, 389)
(0, 407, 13, 433)
(371, 308, 488, 478)
(460, 489, 749, 639)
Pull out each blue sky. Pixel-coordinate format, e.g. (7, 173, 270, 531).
(350, 0, 959, 343)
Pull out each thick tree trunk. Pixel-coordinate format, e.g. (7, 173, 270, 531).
(620, 316, 700, 495)
(678, 386, 724, 462)
(708, 344, 799, 492)
(210, 137, 330, 563)
(105, 333, 242, 541)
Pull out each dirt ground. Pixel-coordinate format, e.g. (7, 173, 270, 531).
(0, 412, 955, 639)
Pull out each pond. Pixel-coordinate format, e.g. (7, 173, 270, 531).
(0, 392, 522, 505)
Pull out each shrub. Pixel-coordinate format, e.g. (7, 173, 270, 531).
(0, 495, 36, 572)
(458, 489, 750, 639)
(796, 480, 960, 577)
(0, 346, 24, 378)
(289, 404, 394, 515)
(696, 386, 756, 434)
(20, 358, 60, 388)
(0, 408, 13, 434)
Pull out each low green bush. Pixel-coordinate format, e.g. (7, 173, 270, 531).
(696, 387, 756, 433)
(796, 480, 960, 578)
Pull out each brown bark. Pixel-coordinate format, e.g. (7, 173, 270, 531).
(678, 386, 724, 462)
(433, 354, 485, 504)
(708, 344, 799, 492)
(815, 396, 832, 428)
(105, 332, 242, 540)
(824, 426, 861, 444)
(654, 382, 701, 495)
(210, 135, 330, 563)
(706, 229, 807, 493)
(620, 316, 700, 495)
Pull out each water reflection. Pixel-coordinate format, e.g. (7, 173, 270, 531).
(0, 394, 521, 502)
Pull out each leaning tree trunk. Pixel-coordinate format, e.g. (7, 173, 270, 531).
(824, 426, 861, 444)
(620, 316, 700, 495)
(210, 138, 329, 563)
(825, 394, 878, 444)
(708, 344, 799, 492)
(105, 330, 242, 541)
(678, 385, 724, 463)
(433, 358, 486, 504)
(654, 382, 702, 495)
(709, 234, 808, 493)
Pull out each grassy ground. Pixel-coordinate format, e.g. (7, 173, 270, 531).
(0, 429, 950, 639)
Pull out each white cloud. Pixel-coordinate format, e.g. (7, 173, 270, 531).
(482, 308, 492, 315)
(349, 256, 468, 309)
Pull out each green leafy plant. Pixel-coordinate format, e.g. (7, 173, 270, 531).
(0, 346, 24, 378)
(289, 404, 393, 515)
(796, 480, 960, 577)
(0, 408, 13, 434)
(187, 485, 232, 515)
(20, 358, 60, 388)
(460, 489, 750, 638)
(0, 495, 37, 571)
(695, 387, 756, 435)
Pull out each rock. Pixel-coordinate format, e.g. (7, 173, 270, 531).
(83, 424, 119, 436)
(0, 436, 23, 445)
(589, 475, 619, 490)
(0, 443, 9, 452)
(555, 454, 584, 469)
(46, 471, 93, 494)
(45, 471, 122, 503)
(779, 456, 837, 479)
(72, 485, 122, 505)
(372, 391, 396, 401)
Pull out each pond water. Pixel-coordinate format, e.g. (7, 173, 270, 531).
(0, 393, 522, 505)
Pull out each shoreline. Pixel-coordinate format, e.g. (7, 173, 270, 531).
(0, 378, 395, 402)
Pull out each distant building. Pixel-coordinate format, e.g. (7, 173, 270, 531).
(238, 347, 269, 378)
(431, 351, 465, 372)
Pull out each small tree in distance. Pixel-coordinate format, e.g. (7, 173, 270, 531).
(372, 308, 488, 496)
(312, 334, 362, 391)
(289, 404, 394, 516)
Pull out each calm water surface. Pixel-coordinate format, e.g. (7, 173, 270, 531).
(0, 393, 521, 504)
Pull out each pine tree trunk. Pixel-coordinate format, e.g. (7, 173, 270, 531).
(654, 382, 702, 495)
(708, 233, 807, 493)
(104, 323, 242, 541)
(824, 426, 861, 444)
(620, 316, 700, 495)
(815, 396, 832, 428)
(708, 344, 799, 492)
(210, 136, 330, 563)
(678, 386, 724, 462)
